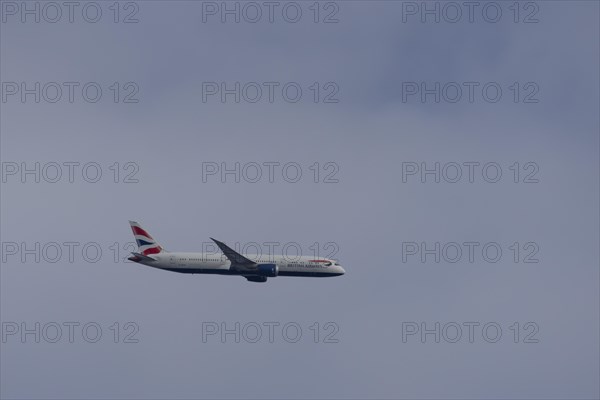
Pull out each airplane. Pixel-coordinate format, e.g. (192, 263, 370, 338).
(127, 221, 345, 282)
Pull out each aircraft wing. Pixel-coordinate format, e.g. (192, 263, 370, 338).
(210, 238, 257, 272)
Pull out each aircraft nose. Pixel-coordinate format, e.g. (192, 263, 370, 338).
(337, 266, 346, 275)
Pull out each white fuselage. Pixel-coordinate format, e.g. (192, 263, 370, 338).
(135, 252, 345, 278)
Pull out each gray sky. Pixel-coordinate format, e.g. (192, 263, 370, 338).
(1, 1, 599, 399)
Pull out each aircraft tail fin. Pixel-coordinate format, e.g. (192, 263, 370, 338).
(128, 221, 165, 255)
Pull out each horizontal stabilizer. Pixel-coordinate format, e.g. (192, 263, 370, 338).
(128, 252, 157, 262)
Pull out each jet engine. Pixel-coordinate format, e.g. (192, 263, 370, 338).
(257, 263, 278, 277)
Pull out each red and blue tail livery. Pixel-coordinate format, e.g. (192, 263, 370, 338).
(129, 221, 163, 255)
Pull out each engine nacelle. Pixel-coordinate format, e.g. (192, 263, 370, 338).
(257, 263, 278, 277)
